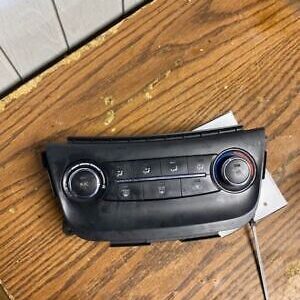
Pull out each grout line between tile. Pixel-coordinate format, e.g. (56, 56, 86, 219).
(51, 0, 70, 50)
(122, 0, 125, 14)
(0, 46, 22, 80)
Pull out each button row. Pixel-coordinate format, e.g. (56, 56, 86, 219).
(106, 176, 218, 201)
(108, 155, 214, 180)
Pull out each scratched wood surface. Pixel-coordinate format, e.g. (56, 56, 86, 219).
(0, 0, 299, 299)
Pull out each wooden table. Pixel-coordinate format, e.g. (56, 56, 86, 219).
(0, 0, 299, 299)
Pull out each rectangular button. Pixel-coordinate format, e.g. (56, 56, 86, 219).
(187, 155, 214, 174)
(142, 179, 181, 200)
(164, 179, 182, 198)
(143, 180, 167, 200)
(108, 162, 132, 180)
(161, 157, 188, 176)
(108, 183, 143, 201)
(134, 159, 161, 178)
(181, 176, 218, 197)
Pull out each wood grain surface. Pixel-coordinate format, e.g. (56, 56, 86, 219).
(0, 0, 299, 299)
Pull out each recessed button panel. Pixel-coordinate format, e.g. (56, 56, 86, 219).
(181, 177, 218, 197)
(161, 157, 188, 176)
(106, 155, 219, 201)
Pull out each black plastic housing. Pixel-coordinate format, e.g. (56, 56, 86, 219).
(43, 126, 266, 244)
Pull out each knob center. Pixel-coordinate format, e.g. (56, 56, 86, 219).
(222, 158, 250, 185)
(68, 168, 100, 198)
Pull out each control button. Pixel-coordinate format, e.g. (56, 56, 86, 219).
(222, 158, 250, 185)
(143, 181, 167, 199)
(62, 162, 106, 201)
(142, 179, 181, 200)
(120, 186, 131, 198)
(108, 183, 143, 201)
(109, 162, 132, 180)
(164, 179, 181, 198)
(187, 155, 214, 174)
(69, 169, 100, 198)
(158, 185, 166, 196)
(181, 176, 218, 197)
(161, 157, 188, 176)
(134, 159, 161, 178)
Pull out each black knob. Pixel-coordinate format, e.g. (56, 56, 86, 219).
(63, 163, 106, 200)
(213, 149, 256, 192)
(222, 158, 250, 186)
(68, 168, 100, 198)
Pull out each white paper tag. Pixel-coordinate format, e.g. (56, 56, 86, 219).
(193, 112, 287, 237)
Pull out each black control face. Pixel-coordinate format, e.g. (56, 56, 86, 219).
(44, 127, 266, 243)
(212, 149, 256, 192)
(105, 155, 217, 201)
(62, 163, 106, 201)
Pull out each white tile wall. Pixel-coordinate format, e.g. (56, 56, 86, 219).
(0, 48, 21, 94)
(0, 0, 149, 97)
(0, 0, 68, 77)
(124, 0, 145, 12)
(54, 0, 123, 47)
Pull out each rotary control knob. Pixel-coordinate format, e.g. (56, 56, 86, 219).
(222, 157, 251, 185)
(213, 149, 256, 192)
(62, 162, 106, 201)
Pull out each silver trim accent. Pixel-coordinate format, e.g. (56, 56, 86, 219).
(62, 162, 106, 199)
(212, 148, 257, 193)
(116, 173, 206, 183)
